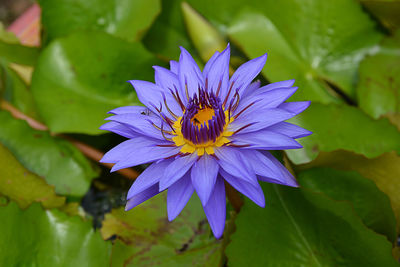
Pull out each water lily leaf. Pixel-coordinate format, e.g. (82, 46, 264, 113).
(226, 183, 398, 266)
(187, 0, 382, 103)
(285, 103, 400, 164)
(38, 0, 161, 43)
(0, 201, 111, 266)
(0, 143, 65, 209)
(31, 31, 162, 134)
(357, 32, 400, 129)
(298, 167, 397, 243)
(101, 192, 222, 266)
(296, 150, 400, 230)
(0, 111, 99, 196)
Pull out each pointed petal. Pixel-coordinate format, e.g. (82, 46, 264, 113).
(107, 106, 147, 115)
(125, 184, 159, 211)
(220, 169, 265, 207)
(279, 101, 311, 115)
(159, 153, 198, 191)
(99, 121, 138, 138)
(153, 66, 184, 115)
(129, 80, 164, 112)
(231, 130, 302, 150)
(109, 145, 180, 172)
(235, 87, 298, 115)
(267, 122, 312, 139)
(129, 80, 180, 118)
(100, 137, 158, 164)
(204, 176, 226, 239)
(203, 44, 230, 96)
(179, 47, 204, 99)
(228, 108, 296, 134)
(203, 50, 220, 76)
(214, 146, 257, 185)
(242, 150, 298, 187)
(170, 60, 179, 74)
(226, 53, 267, 102)
(106, 113, 166, 140)
(191, 155, 219, 206)
(127, 159, 172, 199)
(167, 172, 194, 221)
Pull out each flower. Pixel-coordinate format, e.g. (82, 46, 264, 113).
(100, 45, 311, 238)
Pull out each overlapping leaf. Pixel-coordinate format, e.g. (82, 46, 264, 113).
(226, 183, 398, 266)
(0, 202, 111, 266)
(31, 31, 162, 134)
(0, 143, 65, 208)
(101, 192, 222, 266)
(0, 111, 98, 196)
(298, 167, 397, 243)
(38, 0, 161, 43)
(186, 0, 382, 103)
(285, 103, 400, 164)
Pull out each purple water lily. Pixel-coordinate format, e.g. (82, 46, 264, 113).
(100, 45, 311, 238)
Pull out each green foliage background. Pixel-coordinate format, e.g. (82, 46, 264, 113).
(1, 0, 400, 266)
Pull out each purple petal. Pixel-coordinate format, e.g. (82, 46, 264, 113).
(203, 176, 226, 239)
(127, 159, 172, 199)
(100, 137, 158, 164)
(260, 79, 296, 92)
(203, 44, 230, 96)
(226, 53, 267, 102)
(242, 150, 298, 187)
(170, 60, 179, 74)
(214, 146, 257, 185)
(267, 122, 312, 139)
(228, 108, 296, 134)
(106, 113, 166, 140)
(125, 184, 160, 211)
(99, 121, 138, 138)
(159, 153, 198, 191)
(107, 106, 147, 115)
(220, 169, 265, 207)
(203, 50, 220, 76)
(191, 155, 219, 206)
(179, 47, 204, 99)
(108, 144, 180, 172)
(153, 66, 185, 114)
(234, 87, 298, 117)
(129, 80, 164, 112)
(231, 130, 302, 150)
(279, 101, 311, 115)
(167, 172, 194, 221)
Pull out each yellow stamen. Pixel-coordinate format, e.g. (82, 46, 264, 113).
(171, 109, 233, 155)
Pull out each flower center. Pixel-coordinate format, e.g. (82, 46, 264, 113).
(171, 89, 233, 156)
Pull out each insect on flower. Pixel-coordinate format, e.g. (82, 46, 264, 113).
(100, 44, 311, 238)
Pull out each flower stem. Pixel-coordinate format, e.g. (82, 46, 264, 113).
(224, 181, 243, 212)
(0, 99, 139, 180)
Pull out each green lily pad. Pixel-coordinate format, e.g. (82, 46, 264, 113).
(0, 111, 99, 196)
(0, 201, 111, 266)
(31, 31, 162, 134)
(101, 192, 222, 266)
(0, 143, 65, 209)
(226, 183, 398, 266)
(298, 167, 397, 243)
(38, 0, 161, 43)
(285, 103, 400, 164)
(357, 32, 400, 128)
(186, 0, 382, 103)
(296, 150, 400, 231)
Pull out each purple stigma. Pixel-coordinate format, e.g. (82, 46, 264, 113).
(181, 88, 226, 144)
